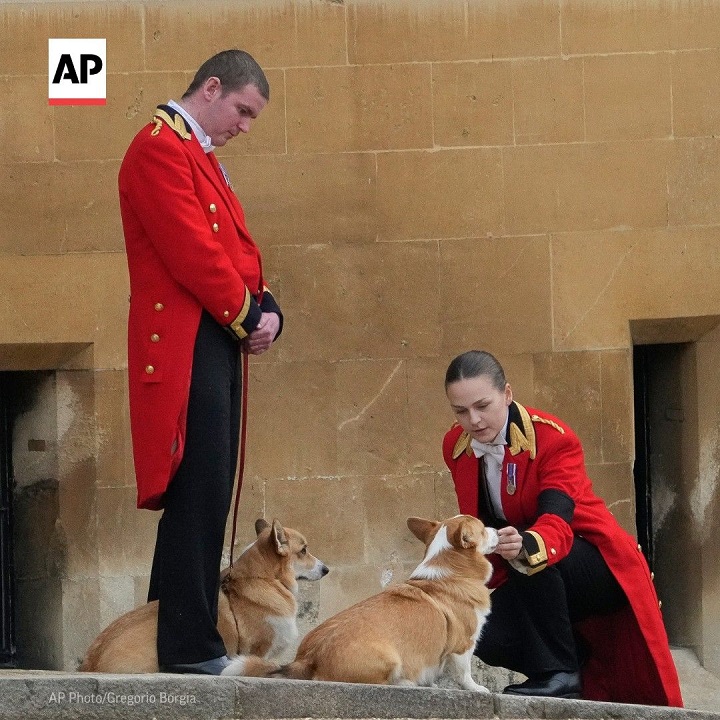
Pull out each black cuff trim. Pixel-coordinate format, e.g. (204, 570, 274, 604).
(521, 530, 548, 570)
(260, 291, 283, 339)
(229, 292, 262, 340)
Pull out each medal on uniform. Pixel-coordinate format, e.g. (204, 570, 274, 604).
(506, 463, 517, 495)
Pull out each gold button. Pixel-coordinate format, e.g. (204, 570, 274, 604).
(659, 600, 662, 609)
(209, 203, 217, 213)
(154, 303, 164, 312)
(212, 223, 219, 232)
(223, 311, 230, 318)
(150, 334, 160, 343)
(651, 572, 655, 580)
(638, 544, 642, 552)
(145, 365, 155, 374)
(551, 548, 557, 555)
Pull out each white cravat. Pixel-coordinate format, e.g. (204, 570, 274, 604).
(470, 441, 505, 464)
(167, 100, 215, 153)
(470, 414, 509, 519)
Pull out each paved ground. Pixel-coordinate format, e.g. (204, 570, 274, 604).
(472, 647, 720, 714)
(0, 671, 715, 720)
(1, 647, 717, 720)
(0, 665, 719, 720)
(671, 648, 720, 714)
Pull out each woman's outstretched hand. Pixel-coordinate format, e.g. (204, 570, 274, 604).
(496, 525, 523, 560)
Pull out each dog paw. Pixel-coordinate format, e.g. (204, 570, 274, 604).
(220, 656, 246, 676)
(462, 681, 489, 693)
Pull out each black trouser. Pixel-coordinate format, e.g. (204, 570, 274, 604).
(147, 311, 241, 666)
(475, 536, 627, 679)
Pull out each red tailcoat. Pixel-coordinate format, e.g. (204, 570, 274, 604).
(119, 106, 280, 511)
(443, 402, 682, 707)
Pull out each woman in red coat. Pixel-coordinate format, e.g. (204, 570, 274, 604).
(443, 350, 682, 706)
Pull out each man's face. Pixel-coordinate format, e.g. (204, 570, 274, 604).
(204, 82, 267, 147)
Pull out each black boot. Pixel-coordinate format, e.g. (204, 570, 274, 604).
(503, 670, 581, 699)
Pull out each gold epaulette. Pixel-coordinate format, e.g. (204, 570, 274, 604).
(531, 415, 565, 434)
(451, 429, 472, 460)
(509, 402, 536, 459)
(150, 107, 192, 140)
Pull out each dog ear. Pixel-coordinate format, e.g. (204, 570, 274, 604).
(407, 517, 439, 543)
(255, 518, 270, 536)
(459, 518, 479, 549)
(271, 519, 289, 556)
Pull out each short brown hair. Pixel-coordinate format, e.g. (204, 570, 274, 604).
(183, 49, 269, 101)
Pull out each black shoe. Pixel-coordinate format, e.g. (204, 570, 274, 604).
(161, 655, 231, 675)
(503, 670, 581, 699)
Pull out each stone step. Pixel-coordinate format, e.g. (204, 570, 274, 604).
(1, 671, 719, 720)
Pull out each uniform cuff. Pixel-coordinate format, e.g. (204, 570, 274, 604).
(509, 530, 548, 575)
(260, 289, 283, 339)
(228, 287, 262, 340)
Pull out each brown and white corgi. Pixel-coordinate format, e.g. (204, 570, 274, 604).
(223, 514, 497, 691)
(79, 519, 328, 673)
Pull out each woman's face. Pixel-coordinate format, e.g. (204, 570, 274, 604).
(446, 374, 513, 443)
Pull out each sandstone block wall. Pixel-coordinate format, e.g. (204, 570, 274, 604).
(0, 0, 719, 672)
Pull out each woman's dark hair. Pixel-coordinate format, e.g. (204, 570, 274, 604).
(445, 350, 506, 391)
(183, 49, 270, 101)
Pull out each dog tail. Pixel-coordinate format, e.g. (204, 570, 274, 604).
(221, 656, 314, 680)
(221, 655, 280, 677)
(271, 659, 314, 680)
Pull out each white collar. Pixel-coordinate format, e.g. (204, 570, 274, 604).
(167, 100, 214, 153)
(470, 411, 509, 457)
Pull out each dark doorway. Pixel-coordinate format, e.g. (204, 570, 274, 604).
(632, 342, 700, 648)
(632, 344, 655, 570)
(0, 373, 17, 667)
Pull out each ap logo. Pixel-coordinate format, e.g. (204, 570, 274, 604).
(48, 38, 106, 105)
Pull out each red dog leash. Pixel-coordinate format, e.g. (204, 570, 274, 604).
(228, 349, 250, 568)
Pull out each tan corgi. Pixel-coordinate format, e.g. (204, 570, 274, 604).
(223, 514, 497, 691)
(80, 519, 328, 673)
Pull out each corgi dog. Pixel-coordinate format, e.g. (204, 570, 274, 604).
(80, 519, 328, 673)
(223, 514, 497, 691)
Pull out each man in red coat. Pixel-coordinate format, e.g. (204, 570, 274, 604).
(119, 50, 282, 674)
(442, 351, 682, 706)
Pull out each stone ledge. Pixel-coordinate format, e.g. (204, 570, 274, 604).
(1, 672, 719, 720)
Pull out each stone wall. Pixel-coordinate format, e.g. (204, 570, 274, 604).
(0, 0, 719, 672)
